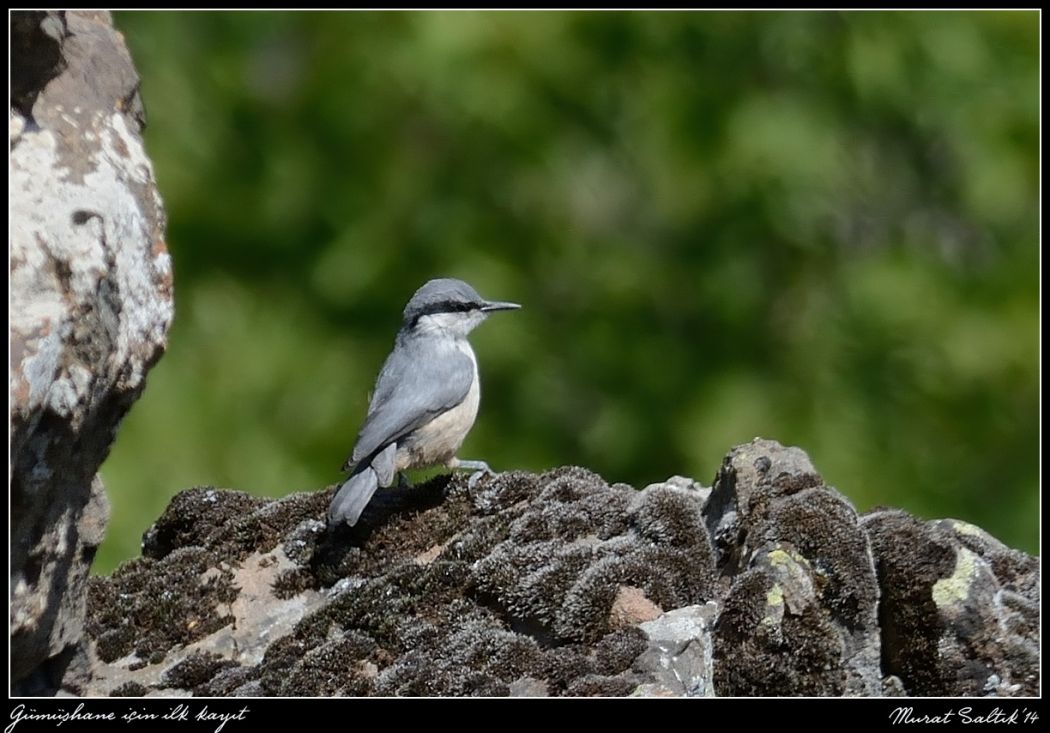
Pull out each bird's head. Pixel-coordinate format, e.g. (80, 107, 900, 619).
(403, 278, 520, 338)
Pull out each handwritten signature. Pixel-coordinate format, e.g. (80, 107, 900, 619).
(890, 707, 1039, 726)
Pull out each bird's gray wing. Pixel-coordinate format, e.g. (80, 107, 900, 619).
(345, 338, 474, 468)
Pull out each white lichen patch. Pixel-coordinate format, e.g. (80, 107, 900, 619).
(765, 547, 815, 614)
(10, 108, 26, 141)
(762, 582, 786, 630)
(951, 520, 984, 538)
(47, 378, 82, 417)
(766, 582, 784, 609)
(768, 547, 810, 572)
(932, 547, 978, 608)
(21, 328, 63, 408)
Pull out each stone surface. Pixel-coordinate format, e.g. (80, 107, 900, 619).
(10, 10, 172, 693)
(75, 442, 1039, 697)
(632, 602, 718, 697)
(862, 511, 1040, 696)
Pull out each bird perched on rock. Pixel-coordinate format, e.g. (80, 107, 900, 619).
(328, 278, 521, 527)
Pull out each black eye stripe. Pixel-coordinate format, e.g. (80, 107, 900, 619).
(410, 299, 479, 325)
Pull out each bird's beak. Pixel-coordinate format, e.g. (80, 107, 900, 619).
(481, 300, 522, 312)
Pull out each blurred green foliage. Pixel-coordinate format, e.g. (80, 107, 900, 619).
(97, 10, 1039, 573)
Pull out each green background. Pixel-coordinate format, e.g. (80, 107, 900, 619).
(97, 11, 1039, 573)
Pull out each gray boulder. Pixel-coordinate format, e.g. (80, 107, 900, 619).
(10, 10, 172, 693)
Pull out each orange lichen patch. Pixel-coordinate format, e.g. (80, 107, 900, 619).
(413, 541, 450, 566)
(608, 585, 663, 629)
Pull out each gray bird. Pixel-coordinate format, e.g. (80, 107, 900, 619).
(328, 278, 521, 527)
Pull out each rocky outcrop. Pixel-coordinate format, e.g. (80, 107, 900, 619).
(706, 441, 883, 695)
(75, 440, 1039, 697)
(10, 10, 173, 693)
(863, 511, 1039, 696)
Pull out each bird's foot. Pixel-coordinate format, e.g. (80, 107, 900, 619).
(451, 459, 496, 489)
(467, 468, 496, 490)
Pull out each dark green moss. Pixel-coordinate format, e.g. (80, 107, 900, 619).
(713, 567, 847, 696)
(141, 487, 265, 560)
(85, 548, 236, 663)
(565, 674, 638, 697)
(108, 681, 148, 697)
(161, 651, 238, 691)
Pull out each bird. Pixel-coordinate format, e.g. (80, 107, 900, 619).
(328, 277, 521, 527)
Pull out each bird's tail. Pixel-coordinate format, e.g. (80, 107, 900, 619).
(328, 464, 380, 527)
